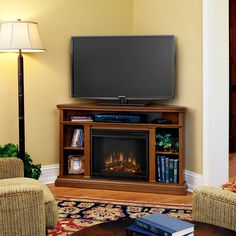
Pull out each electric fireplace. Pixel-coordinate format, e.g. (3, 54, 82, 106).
(91, 129, 149, 181)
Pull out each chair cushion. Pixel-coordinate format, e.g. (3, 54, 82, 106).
(0, 177, 58, 228)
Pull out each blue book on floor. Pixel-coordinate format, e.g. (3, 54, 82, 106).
(135, 213, 194, 236)
(126, 224, 158, 236)
(126, 224, 194, 236)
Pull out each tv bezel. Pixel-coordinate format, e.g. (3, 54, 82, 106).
(71, 35, 176, 102)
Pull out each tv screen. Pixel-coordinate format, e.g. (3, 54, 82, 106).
(71, 35, 175, 102)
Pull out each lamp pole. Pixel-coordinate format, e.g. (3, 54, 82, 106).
(18, 49, 25, 160)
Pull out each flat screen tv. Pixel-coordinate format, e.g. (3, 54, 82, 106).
(71, 35, 175, 104)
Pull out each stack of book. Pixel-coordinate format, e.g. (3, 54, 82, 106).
(71, 128, 84, 147)
(126, 213, 194, 236)
(156, 156, 179, 183)
(71, 116, 93, 122)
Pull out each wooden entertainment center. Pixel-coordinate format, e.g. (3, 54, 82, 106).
(55, 103, 187, 195)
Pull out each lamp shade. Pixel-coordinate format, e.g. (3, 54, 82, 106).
(0, 20, 45, 52)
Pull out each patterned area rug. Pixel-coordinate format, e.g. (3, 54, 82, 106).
(48, 197, 192, 236)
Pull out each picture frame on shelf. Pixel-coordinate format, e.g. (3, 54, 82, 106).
(68, 155, 84, 174)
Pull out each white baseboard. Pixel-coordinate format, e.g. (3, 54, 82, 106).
(39, 164, 203, 192)
(39, 164, 59, 184)
(184, 170, 203, 192)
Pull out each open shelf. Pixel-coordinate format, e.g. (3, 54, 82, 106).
(156, 151, 179, 155)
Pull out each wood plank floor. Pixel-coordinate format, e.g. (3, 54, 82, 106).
(48, 152, 236, 205)
(230, 153, 236, 181)
(48, 184, 192, 204)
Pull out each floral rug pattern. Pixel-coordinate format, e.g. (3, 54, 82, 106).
(48, 197, 192, 236)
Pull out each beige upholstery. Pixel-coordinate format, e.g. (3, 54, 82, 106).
(0, 158, 58, 236)
(0, 157, 24, 179)
(192, 186, 236, 231)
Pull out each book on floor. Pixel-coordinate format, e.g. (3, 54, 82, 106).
(127, 224, 194, 236)
(135, 213, 194, 236)
(126, 224, 158, 236)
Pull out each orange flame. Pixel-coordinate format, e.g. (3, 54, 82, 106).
(104, 151, 140, 173)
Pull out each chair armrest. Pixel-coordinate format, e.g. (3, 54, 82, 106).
(0, 157, 24, 179)
(192, 186, 236, 231)
(0, 184, 46, 236)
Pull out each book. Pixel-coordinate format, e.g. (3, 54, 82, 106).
(165, 156, 169, 182)
(71, 116, 93, 122)
(126, 224, 158, 236)
(71, 128, 84, 147)
(168, 159, 174, 182)
(77, 129, 84, 147)
(173, 159, 179, 183)
(127, 224, 194, 236)
(160, 156, 166, 182)
(71, 129, 80, 147)
(156, 156, 179, 184)
(135, 213, 194, 236)
(156, 155, 161, 182)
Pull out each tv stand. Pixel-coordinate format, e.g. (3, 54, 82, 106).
(55, 103, 187, 195)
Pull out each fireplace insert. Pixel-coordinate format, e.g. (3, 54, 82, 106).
(91, 129, 149, 181)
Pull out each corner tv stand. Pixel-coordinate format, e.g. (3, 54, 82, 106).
(55, 103, 187, 195)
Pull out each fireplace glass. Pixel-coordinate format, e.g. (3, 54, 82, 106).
(91, 129, 149, 181)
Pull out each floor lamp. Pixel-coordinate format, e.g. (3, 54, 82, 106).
(0, 19, 45, 162)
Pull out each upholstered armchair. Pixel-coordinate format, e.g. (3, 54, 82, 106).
(0, 158, 58, 236)
(192, 186, 236, 231)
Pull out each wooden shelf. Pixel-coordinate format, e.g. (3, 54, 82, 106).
(64, 146, 84, 150)
(156, 151, 179, 155)
(56, 103, 187, 195)
(62, 120, 181, 128)
(62, 121, 94, 125)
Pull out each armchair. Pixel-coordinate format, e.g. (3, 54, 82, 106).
(0, 158, 58, 236)
(192, 186, 236, 231)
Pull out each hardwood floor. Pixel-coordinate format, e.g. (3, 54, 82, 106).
(48, 184, 192, 204)
(229, 152, 236, 182)
(48, 153, 236, 204)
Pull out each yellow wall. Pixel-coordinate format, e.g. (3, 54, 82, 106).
(0, 0, 133, 165)
(0, 0, 202, 175)
(133, 0, 202, 173)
